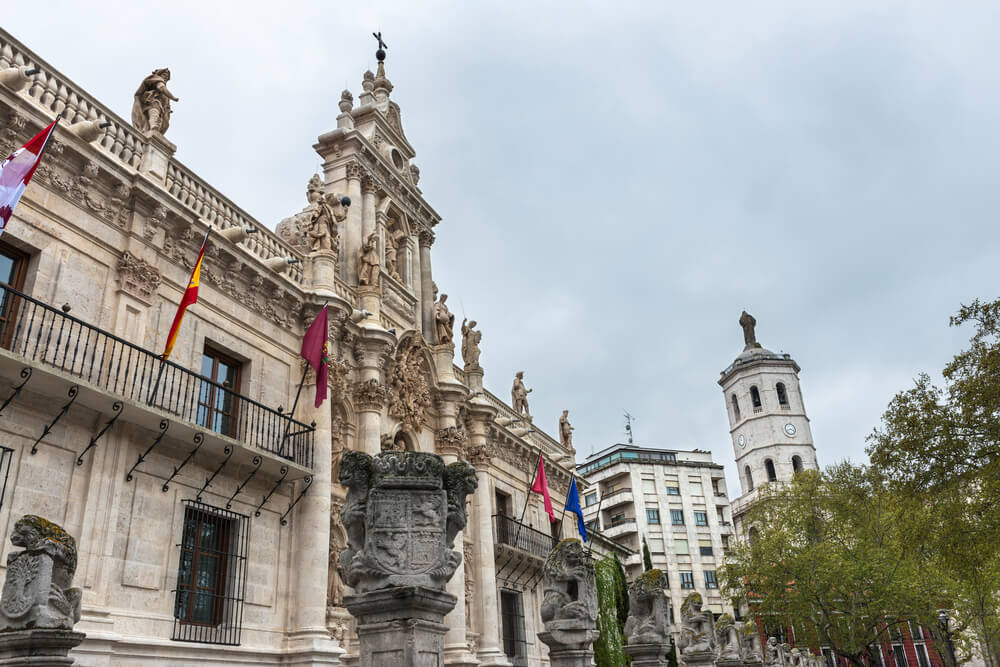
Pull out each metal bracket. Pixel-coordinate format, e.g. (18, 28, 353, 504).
(0, 367, 31, 416)
(254, 466, 288, 517)
(196, 445, 233, 502)
(162, 432, 204, 492)
(30, 385, 78, 455)
(125, 420, 169, 482)
(226, 455, 262, 509)
(76, 401, 124, 466)
(280, 475, 313, 526)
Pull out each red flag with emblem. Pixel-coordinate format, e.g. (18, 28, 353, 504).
(301, 305, 329, 407)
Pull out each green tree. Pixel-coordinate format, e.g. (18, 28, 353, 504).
(719, 464, 939, 667)
(642, 535, 653, 571)
(868, 299, 1000, 667)
(594, 553, 630, 667)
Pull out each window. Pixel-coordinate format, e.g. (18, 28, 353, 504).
(913, 644, 930, 667)
(890, 644, 908, 667)
(704, 570, 718, 589)
(699, 544, 713, 556)
(665, 486, 680, 496)
(731, 394, 741, 420)
(680, 571, 695, 589)
(646, 508, 660, 524)
(689, 481, 704, 496)
(500, 590, 526, 660)
(908, 622, 924, 641)
(197, 347, 241, 438)
(694, 511, 708, 526)
(0, 240, 28, 349)
(675, 539, 689, 555)
(496, 490, 511, 516)
(586, 519, 599, 532)
(776, 382, 789, 406)
(765, 459, 777, 482)
(584, 492, 597, 507)
(792, 455, 803, 474)
(172, 501, 248, 645)
(641, 479, 656, 494)
(750, 385, 762, 409)
(610, 512, 626, 526)
(649, 537, 665, 554)
(670, 509, 684, 525)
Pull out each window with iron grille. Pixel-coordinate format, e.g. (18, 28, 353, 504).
(694, 511, 708, 526)
(500, 589, 527, 665)
(704, 570, 718, 589)
(172, 500, 249, 645)
(680, 571, 694, 589)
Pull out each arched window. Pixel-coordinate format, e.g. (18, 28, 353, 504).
(776, 382, 789, 407)
(765, 458, 777, 482)
(792, 455, 803, 474)
(744, 465, 754, 491)
(750, 386, 762, 410)
(748, 526, 759, 544)
(731, 394, 741, 420)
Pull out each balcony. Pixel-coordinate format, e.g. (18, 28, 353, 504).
(600, 487, 634, 508)
(602, 518, 638, 538)
(493, 514, 557, 587)
(622, 552, 642, 568)
(0, 283, 314, 470)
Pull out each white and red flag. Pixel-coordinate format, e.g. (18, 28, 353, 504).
(0, 118, 59, 235)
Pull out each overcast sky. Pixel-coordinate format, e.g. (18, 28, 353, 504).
(6, 2, 999, 493)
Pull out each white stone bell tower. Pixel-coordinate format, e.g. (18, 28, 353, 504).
(718, 312, 819, 508)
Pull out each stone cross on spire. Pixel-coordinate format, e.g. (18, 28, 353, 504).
(739, 310, 760, 351)
(372, 32, 387, 61)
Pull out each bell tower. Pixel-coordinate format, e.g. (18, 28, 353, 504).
(718, 312, 819, 503)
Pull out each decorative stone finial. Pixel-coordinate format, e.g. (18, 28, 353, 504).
(739, 310, 761, 351)
(0, 515, 82, 631)
(339, 89, 354, 113)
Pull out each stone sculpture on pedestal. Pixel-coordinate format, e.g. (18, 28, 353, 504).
(559, 410, 574, 450)
(433, 294, 454, 345)
(677, 592, 716, 666)
(739, 621, 764, 665)
(132, 68, 178, 134)
(715, 614, 743, 665)
(538, 539, 599, 667)
(358, 232, 380, 287)
(460, 318, 482, 370)
(0, 515, 85, 665)
(337, 450, 477, 667)
(623, 569, 672, 666)
(512, 371, 532, 419)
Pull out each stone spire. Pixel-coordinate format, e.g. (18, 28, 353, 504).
(372, 31, 393, 111)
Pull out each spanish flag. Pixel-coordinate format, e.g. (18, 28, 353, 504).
(161, 228, 210, 360)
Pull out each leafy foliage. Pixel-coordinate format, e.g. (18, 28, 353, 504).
(594, 553, 630, 667)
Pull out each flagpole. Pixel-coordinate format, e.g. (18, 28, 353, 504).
(146, 356, 168, 406)
(279, 301, 329, 457)
(587, 489, 604, 557)
(556, 474, 573, 541)
(512, 447, 543, 553)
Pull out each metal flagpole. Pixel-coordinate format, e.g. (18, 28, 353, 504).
(279, 301, 330, 457)
(556, 474, 573, 541)
(587, 487, 604, 557)
(512, 448, 544, 552)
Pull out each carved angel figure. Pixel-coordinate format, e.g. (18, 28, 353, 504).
(677, 592, 716, 656)
(132, 68, 178, 134)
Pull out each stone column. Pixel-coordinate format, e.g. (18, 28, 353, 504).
(287, 357, 344, 663)
(467, 411, 512, 667)
(418, 229, 435, 343)
(410, 237, 424, 333)
(343, 163, 364, 285)
(361, 177, 377, 250)
(353, 335, 393, 455)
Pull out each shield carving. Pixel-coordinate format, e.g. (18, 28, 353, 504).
(365, 488, 447, 575)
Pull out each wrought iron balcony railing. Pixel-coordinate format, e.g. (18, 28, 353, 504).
(494, 514, 555, 561)
(0, 283, 314, 468)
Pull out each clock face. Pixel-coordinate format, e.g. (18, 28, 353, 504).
(737, 434, 746, 448)
(784, 423, 797, 437)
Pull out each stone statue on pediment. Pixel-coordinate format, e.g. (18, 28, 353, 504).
(512, 371, 532, 419)
(132, 68, 178, 134)
(461, 318, 482, 370)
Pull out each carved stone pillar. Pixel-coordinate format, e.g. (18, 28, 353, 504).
(418, 229, 435, 343)
(137, 131, 176, 185)
(344, 163, 364, 285)
(361, 177, 377, 252)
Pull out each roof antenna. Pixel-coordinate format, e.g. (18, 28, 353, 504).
(624, 411, 635, 445)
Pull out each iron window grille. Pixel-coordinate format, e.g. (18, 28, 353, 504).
(172, 500, 249, 646)
(694, 511, 709, 526)
(704, 570, 718, 589)
(500, 589, 528, 666)
(679, 571, 694, 589)
(670, 509, 685, 525)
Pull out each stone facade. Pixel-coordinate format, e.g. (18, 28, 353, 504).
(0, 26, 617, 667)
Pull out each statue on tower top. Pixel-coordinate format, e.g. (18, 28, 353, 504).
(739, 310, 761, 351)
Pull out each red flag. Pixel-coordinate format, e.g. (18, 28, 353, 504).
(0, 118, 59, 234)
(531, 454, 556, 523)
(301, 305, 329, 408)
(162, 228, 210, 360)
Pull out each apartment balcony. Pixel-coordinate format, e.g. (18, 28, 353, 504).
(622, 552, 642, 568)
(493, 514, 557, 587)
(602, 518, 638, 539)
(0, 283, 314, 475)
(600, 487, 634, 509)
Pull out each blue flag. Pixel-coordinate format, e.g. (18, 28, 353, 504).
(564, 476, 587, 542)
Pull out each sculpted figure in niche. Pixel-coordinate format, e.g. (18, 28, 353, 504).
(716, 613, 743, 662)
(433, 293, 455, 344)
(512, 371, 532, 419)
(677, 592, 716, 657)
(559, 410, 574, 449)
(358, 232, 380, 286)
(623, 569, 671, 645)
(384, 228, 404, 281)
(132, 68, 179, 134)
(306, 177, 349, 253)
(461, 318, 482, 369)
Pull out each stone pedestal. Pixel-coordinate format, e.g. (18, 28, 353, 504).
(537, 635, 594, 667)
(625, 643, 673, 667)
(679, 651, 716, 667)
(138, 131, 176, 185)
(0, 628, 85, 666)
(357, 285, 381, 326)
(311, 250, 338, 293)
(431, 343, 459, 384)
(344, 587, 456, 667)
(717, 660, 745, 667)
